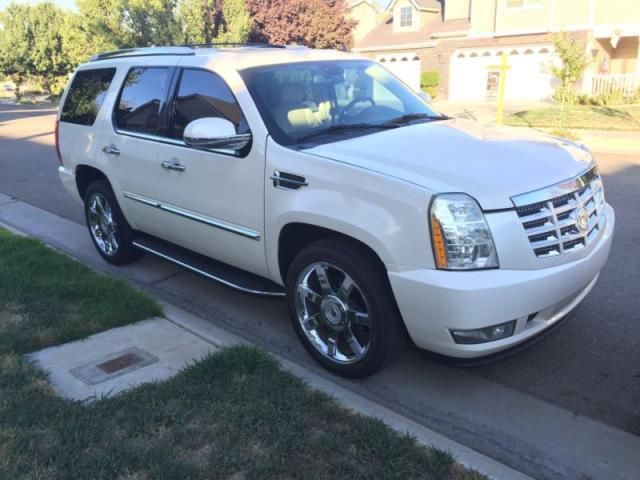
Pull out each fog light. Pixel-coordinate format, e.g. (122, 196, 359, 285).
(450, 320, 516, 345)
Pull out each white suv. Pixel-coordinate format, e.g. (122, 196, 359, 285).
(56, 45, 615, 377)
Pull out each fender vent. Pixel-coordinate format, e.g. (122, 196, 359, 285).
(271, 171, 308, 190)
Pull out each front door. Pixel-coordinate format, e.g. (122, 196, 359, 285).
(150, 67, 267, 277)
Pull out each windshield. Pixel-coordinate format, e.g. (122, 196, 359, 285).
(240, 60, 443, 147)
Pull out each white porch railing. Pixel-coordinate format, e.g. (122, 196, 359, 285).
(590, 74, 640, 96)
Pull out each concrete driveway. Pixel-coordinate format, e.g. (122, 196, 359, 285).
(1, 104, 639, 479)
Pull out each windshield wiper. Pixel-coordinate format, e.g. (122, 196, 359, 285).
(296, 123, 398, 143)
(383, 113, 449, 126)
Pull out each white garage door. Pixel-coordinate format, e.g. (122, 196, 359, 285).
(449, 45, 556, 101)
(377, 53, 421, 92)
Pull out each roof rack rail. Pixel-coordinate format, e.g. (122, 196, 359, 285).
(181, 42, 286, 49)
(89, 47, 196, 62)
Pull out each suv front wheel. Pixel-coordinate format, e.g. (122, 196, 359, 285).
(84, 179, 142, 265)
(286, 238, 406, 378)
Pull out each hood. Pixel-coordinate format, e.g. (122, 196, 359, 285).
(304, 119, 595, 210)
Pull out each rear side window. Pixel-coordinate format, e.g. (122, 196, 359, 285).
(171, 69, 248, 139)
(61, 68, 116, 126)
(115, 67, 170, 135)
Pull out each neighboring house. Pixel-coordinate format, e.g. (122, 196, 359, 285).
(350, 0, 640, 101)
(346, 0, 380, 44)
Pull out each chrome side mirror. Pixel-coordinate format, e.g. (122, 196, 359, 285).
(183, 117, 251, 152)
(418, 92, 432, 103)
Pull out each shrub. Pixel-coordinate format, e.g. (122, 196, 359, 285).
(421, 71, 439, 88)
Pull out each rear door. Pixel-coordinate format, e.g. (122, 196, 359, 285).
(100, 63, 177, 236)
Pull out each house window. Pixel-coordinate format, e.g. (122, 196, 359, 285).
(399, 6, 413, 28)
(505, 0, 543, 8)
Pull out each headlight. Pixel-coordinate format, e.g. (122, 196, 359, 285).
(430, 193, 499, 270)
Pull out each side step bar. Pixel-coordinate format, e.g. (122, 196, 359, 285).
(132, 233, 286, 297)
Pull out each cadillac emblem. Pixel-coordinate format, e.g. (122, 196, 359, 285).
(577, 206, 589, 233)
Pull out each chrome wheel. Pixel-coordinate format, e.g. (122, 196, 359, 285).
(295, 262, 371, 365)
(88, 193, 119, 256)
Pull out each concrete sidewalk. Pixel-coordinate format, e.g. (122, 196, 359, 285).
(1, 192, 639, 480)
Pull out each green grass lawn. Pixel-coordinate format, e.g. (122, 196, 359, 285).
(504, 104, 640, 131)
(0, 229, 485, 480)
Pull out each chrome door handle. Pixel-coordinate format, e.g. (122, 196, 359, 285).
(102, 144, 120, 156)
(161, 160, 186, 172)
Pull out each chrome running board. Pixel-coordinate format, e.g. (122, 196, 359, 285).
(132, 234, 285, 298)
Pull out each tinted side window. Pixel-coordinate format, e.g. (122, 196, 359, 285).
(115, 67, 170, 135)
(61, 68, 116, 126)
(171, 69, 248, 139)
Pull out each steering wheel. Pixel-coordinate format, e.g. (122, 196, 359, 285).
(343, 96, 376, 118)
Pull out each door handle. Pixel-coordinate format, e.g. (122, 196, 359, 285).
(102, 144, 120, 156)
(161, 160, 186, 172)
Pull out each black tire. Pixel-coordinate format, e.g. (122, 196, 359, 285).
(84, 179, 142, 265)
(286, 237, 406, 378)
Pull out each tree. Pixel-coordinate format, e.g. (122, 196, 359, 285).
(72, 0, 181, 53)
(248, 0, 355, 50)
(179, 0, 249, 45)
(0, 4, 34, 100)
(218, 0, 250, 43)
(29, 3, 69, 95)
(179, 0, 224, 44)
(551, 33, 590, 129)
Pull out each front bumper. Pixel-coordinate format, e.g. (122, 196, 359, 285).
(388, 204, 615, 358)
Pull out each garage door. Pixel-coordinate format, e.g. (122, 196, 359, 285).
(449, 45, 556, 101)
(377, 53, 421, 92)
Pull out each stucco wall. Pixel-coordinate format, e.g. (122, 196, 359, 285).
(595, 0, 640, 25)
(350, 2, 378, 43)
(445, 0, 470, 21)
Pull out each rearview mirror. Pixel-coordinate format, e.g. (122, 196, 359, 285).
(418, 92, 432, 104)
(183, 117, 251, 152)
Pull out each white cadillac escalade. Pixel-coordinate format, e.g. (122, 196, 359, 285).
(56, 45, 615, 377)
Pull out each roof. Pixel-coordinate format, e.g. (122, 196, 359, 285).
(432, 18, 471, 37)
(83, 45, 361, 71)
(385, 0, 441, 12)
(354, 12, 443, 50)
(353, 11, 470, 51)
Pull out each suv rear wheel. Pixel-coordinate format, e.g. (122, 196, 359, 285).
(286, 237, 405, 378)
(84, 179, 142, 265)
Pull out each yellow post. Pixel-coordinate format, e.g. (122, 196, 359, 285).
(496, 51, 508, 125)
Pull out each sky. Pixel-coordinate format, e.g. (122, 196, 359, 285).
(0, 0, 77, 9)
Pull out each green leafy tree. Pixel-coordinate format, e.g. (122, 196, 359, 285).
(29, 3, 69, 95)
(179, 0, 249, 44)
(0, 4, 34, 100)
(218, 0, 250, 43)
(71, 0, 181, 54)
(551, 33, 590, 128)
(179, 0, 223, 44)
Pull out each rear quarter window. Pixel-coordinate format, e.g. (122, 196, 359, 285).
(61, 68, 116, 126)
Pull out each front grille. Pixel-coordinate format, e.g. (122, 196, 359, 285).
(513, 167, 606, 258)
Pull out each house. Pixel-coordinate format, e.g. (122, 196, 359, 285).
(346, 0, 380, 43)
(350, 0, 640, 101)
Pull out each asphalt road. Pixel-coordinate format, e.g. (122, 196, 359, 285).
(1, 104, 639, 478)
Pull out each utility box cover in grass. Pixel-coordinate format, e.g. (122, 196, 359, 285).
(26, 318, 217, 402)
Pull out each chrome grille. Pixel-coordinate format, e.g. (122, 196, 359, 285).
(512, 167, 606, 258)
